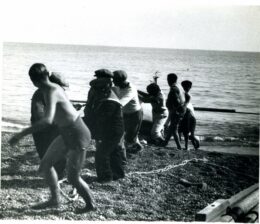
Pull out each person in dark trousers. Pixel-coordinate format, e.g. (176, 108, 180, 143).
(83, 69, 114, 136)
(83, 69, 127, 165)
(31, 73, 69, 180)
(9, 63, 95, 213)
(162, 73, 186, 150)
(112, 70, 143, 153)
(178, 80, 200, 150)
(89, 78, 125, 183)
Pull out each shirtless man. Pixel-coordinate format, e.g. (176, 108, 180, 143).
(162, 73, 186, 150)
(9, 63, 95, 213)
(30, 73, 69, 180)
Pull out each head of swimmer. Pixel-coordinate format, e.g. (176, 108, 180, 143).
(28, 63, 50, 87)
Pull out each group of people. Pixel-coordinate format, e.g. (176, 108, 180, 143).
(82, 69, 143, 183)
(9, 63, 199, 213)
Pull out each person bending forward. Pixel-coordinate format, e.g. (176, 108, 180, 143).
(89, 78, 125, 183)
(9, 63, 95, 213)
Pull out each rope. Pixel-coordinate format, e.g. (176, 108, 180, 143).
(57, 181, 79, 202)
(57, 158, 207, 202)
(126, 158, 208, 176)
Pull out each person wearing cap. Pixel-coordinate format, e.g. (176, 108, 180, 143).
(83, 69, 127, 165)
(138, 82, 168, 145)
(89, 78, 125, 183)
(162, 73, 186, 150)
(83, 69, 113, 137)
(112, 70, 143, 153)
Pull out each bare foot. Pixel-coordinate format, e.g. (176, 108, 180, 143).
(31, 200, 60, 210)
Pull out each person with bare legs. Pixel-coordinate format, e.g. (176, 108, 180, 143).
(162, 73, 186, 150)
(178, 80, 200, 150)
(9, 63, 95, 213)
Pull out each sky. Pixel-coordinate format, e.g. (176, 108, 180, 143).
(1, 0, 260, 52)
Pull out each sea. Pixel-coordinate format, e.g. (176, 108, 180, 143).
(2, 42, 260, 140)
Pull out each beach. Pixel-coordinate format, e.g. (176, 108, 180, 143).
(1, 2, 260, 221)
(1, 42, 259, 221)
(1, 132, 258, 221)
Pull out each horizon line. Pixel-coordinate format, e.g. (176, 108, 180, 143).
(4, 41, 260, 54)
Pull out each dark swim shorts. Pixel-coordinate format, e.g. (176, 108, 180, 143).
(170, 109, 186, 125)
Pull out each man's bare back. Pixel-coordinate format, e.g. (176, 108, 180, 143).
(9, 63, 95, 212)
(44, 82, 79, 127)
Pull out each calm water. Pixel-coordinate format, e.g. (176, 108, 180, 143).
(2, 42, 260, 139)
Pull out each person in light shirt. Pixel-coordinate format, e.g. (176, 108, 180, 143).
(178, 80, 200, 150)
(138, 82, 168, 145)
(112, 70, 143, 153)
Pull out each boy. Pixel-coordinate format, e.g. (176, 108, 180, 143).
(178, 80, 200, 150)
(162, 73, 186, 150)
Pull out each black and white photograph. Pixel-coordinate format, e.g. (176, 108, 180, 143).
(0, 0, 259, 222)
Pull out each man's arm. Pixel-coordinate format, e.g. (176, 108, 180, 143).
(9, 89, 57, 145)
(138, 90, 154, 103)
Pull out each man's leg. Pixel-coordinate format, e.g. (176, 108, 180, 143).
(32, 136, 67, 209)
(67, 149, 96, 212)
(118, 135, 127, 165)
(161, 124, 173, 146)
(124, 110, 143, 151)
(172, 122, 182, 150)
(163, 113, 183, 149)
(181, 112, 190, 150)
(33, 129, 67, 180)
(183, 132, 189, 150)
(151, 114, 167, 144)
(189, 116, 200, 149)
(110, 139, 125, 180)
(124, 112, 137, 144)
(95, 141, 115, 182)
